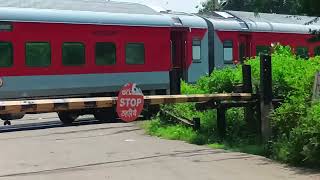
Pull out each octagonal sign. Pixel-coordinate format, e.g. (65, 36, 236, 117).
(116, 83, 144, 122)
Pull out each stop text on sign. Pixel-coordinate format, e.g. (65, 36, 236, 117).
(119, 98, 143, 107)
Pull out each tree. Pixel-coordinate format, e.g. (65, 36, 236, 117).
(294, 0, 320, 16)
(251, 0, 320, 26)
(255, 0, 320, 16)
(221, 0, 256, 12)
(198, 0, 320, 17)
(197, 0, 220, 13)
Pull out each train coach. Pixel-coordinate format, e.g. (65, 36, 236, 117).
(1, 0, 320, 124)
(197, 11, 320, 68)
(0, 0, 208, 123)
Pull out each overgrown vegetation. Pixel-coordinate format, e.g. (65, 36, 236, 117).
(144, 45, 320, 167)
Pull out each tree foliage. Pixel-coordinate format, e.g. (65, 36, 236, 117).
(198, 0, 320, 17)
(197, 0, 219, 13)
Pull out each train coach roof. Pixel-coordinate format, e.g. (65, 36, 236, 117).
(161, 11, 208, 29)
(0, 0, 159, 15)
(204, 11, 320, 34)
(0, 0, 174, 27)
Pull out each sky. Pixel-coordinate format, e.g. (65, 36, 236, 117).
(113, 0, 206, 13)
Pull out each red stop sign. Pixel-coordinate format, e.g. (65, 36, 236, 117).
(116, 83, 144, 122)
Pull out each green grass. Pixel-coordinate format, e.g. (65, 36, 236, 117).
(208, 143, 225, 149)
(207, 143, 265, 156)
(143, 119, 266, 156)
(143, 119, 206, 145)
(228, 145, 266, 156)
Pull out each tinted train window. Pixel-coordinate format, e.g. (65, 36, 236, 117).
(192, 40, 201, 62)
(0, 42, 13, 67)
(126, 43, 145, 65)
(0, 22, 12, 32)
(256, 46, 271, 56)
(314, 46, 320, 56)
(95, 42, 116, 65)
(62, 42, 85, 66)
(223, 41, 233, 64)
(26, 42, 51, 67)
(296, 47, 309, 59)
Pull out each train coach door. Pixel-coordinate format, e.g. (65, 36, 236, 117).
(170, 28, 188, 94)
(239, 34, 252, 63)
(171, 28, 188, 77)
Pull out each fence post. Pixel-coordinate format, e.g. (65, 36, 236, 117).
(242, 65, 253, 93)
(217, 106, 226, 139)
(169, 68, 181, 95)
(193, 117, 200, 131)
(242, 65, 257, 133)
(260, 54, 273, 141)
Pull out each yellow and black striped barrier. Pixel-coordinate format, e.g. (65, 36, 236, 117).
(0, 93, 255, 115)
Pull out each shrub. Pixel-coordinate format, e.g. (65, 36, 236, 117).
(246, 45, 320, 98)
(273, 103, 320, 166)
(206, 67, 242, 93)
(271, 95, 308, 137)
(181, 81, 206, 94)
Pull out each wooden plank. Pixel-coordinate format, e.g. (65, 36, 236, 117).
(161, 110, 194, 127)
(260, 54, 273, 141)
(36, 103, 55, 113)
(193, 117, 201, 131)
(0, 93, 254, 114)
(145, 93, 254, 105)
(242, 65, 256, 134)
(196, 100, 257, 111)
(217, 107, 226, 139)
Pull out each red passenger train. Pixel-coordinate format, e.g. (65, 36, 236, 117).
(0, 0, 319, 123)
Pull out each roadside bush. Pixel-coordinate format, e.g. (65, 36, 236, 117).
(273, 103, 320, 166)
(246, 45, 320, 98)
(206, 67, 242, 93)
(299, 104, 320, 166)
(181, 81, 206, 94)
(271, 95, 308, 137)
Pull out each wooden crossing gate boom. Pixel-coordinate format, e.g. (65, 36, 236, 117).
(0, 93, 254, 115)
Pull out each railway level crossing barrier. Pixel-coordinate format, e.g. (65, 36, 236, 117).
(158, 54, 276, 141)
(0, 55, 275, 141)
(0, 93, 258, 137)
(0, 93, 255, 115)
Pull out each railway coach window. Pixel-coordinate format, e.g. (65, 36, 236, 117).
(0, 42, 13, 67)
(192, 40, 201, 63)
(126, 43, 145, 65)
(314, 46, 320, 56)
(62, 43, 85, 66)
(95, 42, 116, 65)
(26, 42, 51, 67)
(223, 41, 233, 64)
(296, 47, 309, 59)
